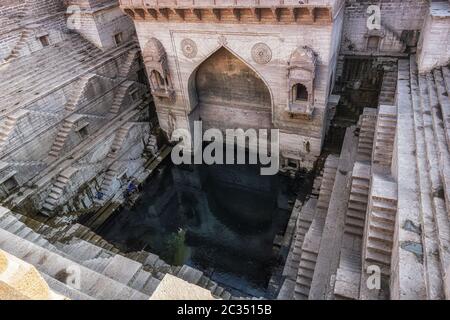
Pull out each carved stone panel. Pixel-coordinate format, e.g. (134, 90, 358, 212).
(251, 42, 272, 65)
(181, 38, 197, 59)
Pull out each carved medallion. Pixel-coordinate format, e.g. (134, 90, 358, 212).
(181, 38, 197, 59)
(251, 43, 272, 65)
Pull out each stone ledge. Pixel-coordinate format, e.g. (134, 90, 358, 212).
(150, 274, 216, 300)
(0, 249, 67, 300)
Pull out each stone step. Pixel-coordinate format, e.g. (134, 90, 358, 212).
(296, 274, 312, 287)
(347, 206, 366, 219)
(349, 193, 368, 205)
(365, 248, 391, 266)
(294, 285, 309, 299)
(367, 237, 392, 255)
(339, 248, 361, 272)
(0, 227, 150, 300)
(56, 238, 107, 261)
(371, 198, 397, 211)
(128, 269, 160, 296)
(368, 228, 394, 243)
(40, 273, 96, 300)
(346, 217, 365, 229)
(298, 267, 314, 279)
(348, 201, 367, 213)
(371, 209, 395, 224)
(369, 218, 395, 234)
(344, 225, 364, 237)
(299, 249, 317, 263)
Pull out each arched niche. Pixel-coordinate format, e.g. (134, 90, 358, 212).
(143, 37, 174, 101)
(187, 47, 272, 130)
(287, 46, 317, 118)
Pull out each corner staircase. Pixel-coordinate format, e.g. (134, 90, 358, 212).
(282, 198, 317, 284)
(356, 108, 377, 162)
(48, 114, 84, 158)
(119, 49, 139, 79)
(379, 68, 398, 105)
(373, 105, 397, 168)
(4, 29, 32, 63)
(344, 162, 371, 237)
(107, 123, 134, 160)
(65, 74, 97, 112)
(41, 167, 78, 216)
(315, 157, 339, 212)
(363, 175, 398, 275)
(294, 155, 339, 299)
(110, 81, 134, 114)
(99, 163, 120, 199)
(0, 109, 29, 150)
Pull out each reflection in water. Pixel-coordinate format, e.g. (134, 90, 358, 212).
(98, 160, 304, 297)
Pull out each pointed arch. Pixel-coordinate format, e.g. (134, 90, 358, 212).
(186, 45, 274, 119)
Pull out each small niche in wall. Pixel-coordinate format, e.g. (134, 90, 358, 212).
(75, 121, 89, 139)
(294, 83, 309, 102)
(114, 32, 123, 46)
(39, 35, 50, 47)
(1, 174, 19, 195)
(367, 36, 380, 51)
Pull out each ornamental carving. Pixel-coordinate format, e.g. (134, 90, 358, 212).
(287, 46, 318, 118)
(143, 38, 174, 102)
(251, 43, 272, 65)
(181, 38, 197, 59)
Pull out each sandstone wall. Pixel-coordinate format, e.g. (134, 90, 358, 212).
(134, 7, 344, 168)
(342, 0, 429, 55)
(417, 3, 450, 73)
(74, 6, 136, 50)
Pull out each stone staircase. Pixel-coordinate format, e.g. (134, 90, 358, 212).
(285, 198, 317, 280)
(344, 162, 371, 237)
(0, 208, 155, 300)
(4, 29, 32, 63)
(107, 123, 134, 160)
(294, 238, 319, 300)
(110, 81, 134, 114)
(0, 34, 133, 116)
(0, 207, 236, 300)
(372, 105, 397, 168)
(334, 248, 362, 300)
(436, 67, 450, 149)
(294, 155, 339, 299)
(280, 198, 317, 299)
(65, 74, 98, 112)
(409, 56, 450, 299)
(99, 163, 120, 198)
(356, 108, 377, 162)
(0, 109, 29, 150)
(309, 126, 358, 300)
(41, 167, 78, 216)
(379, 68, 398, 105)
(363, 175, 397, 275)
(426, 70, 450, 206)
(119, 49, 139, 78)
(315, 156, 339, 212)
(48, 115, 84, 158)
